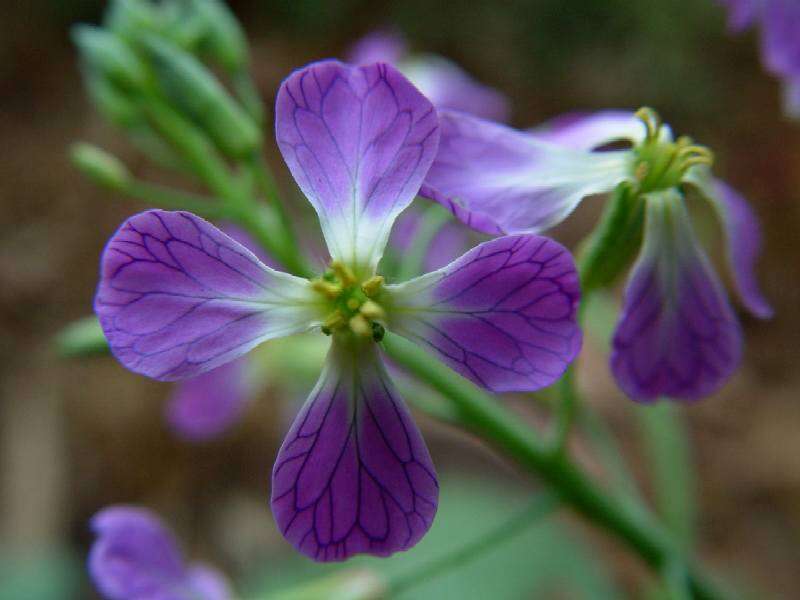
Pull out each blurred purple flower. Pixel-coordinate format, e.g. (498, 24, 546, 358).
(422, 108, 772, 401)
(89, 506, 231, 600)
(718, 0, 800, 118)
(348, 30, 510, 121)
(93, 60, 582, 560)
(389, 206, 470, 273)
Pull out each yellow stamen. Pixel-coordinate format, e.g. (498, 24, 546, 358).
(323, 310, 345, 330)
(360, 299, 384, 320)
(330, 260, 356, 286)
(634, 107, 661, 141)
(311, 280, 342, 299)
(361, 275, 384, 297)
(349, 314, 371, 337)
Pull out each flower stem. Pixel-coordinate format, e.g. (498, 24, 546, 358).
(382, 332, 725, 600)
(387, 492, 559, 595)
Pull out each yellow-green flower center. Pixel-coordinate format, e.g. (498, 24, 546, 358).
(631, 107, 713, 194)
(311, 261, 386, 341)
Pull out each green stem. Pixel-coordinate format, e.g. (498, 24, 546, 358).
(382, 332, 723, 600)
(387, 492, 559, 596)
(549, 366, 579, 454)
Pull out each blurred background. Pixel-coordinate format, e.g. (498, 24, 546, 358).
(1, 0, 798, 598)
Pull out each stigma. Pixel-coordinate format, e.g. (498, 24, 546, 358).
(631, 107, 713, 194)
(311, 261, 387, 341)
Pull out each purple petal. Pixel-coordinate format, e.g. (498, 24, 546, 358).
(347, 30, 408, 65)
(271, 342, 438, 561)
(166, 357, 251, 441)
(420, 109, 630, 235)
(760, 0, 800, 77)
(94, 210, 319, 381)
(532, 110, 645, 150)
(401, 55, 510, 122)
(717, 0, 759, 32)
(685, 169, 773, 318)
(185, 565, 232, 600)
(611, 190, 742, 401)
(88, 506, 187, 599)
(275, 60, 439, 272)
(387, 235, 582, 392)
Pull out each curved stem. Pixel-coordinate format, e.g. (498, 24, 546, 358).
(382, 332, 725, 600)
(549, 366, 580, 454)
(387, 492, 559, 595)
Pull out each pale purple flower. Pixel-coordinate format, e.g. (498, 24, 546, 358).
(88, 506, 230, 600)
(421, 108, 772, 401)
(718, 0, 800, 118)
(348, 31, 510, 121)
(94, 61, 582, 560)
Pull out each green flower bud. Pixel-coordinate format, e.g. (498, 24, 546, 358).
(187, 0, 248, 72)
(262, 570, 386, 600)
(104, 0, 162, 41)
(83, 72, 142, 128)
(138, 33, 261, 158)
(71, 143, 131, 191)
(54, 316, 109, 358)
(72, 25, 148, 92)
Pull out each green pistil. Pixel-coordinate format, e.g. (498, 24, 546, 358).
(631, 107, 713, 194)
(312, 262, 386, 341)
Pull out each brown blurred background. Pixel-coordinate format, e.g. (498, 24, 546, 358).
(1, 1, 799, 598)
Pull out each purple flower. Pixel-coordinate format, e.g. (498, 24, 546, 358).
(93, 61, 582, 560)
(718, 0, 800, 118)
(165, 226, 271, 442)
(421, 108, 772, 401)
(88, 506, 230, 600)
(348, 31, 510, 121)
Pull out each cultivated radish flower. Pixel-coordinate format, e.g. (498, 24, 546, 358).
(89, 506, 231, 600)
(421, 108, 772, 401)
(94, 61, 582, 560)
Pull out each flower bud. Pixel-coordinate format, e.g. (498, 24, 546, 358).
(83, 72, 142, 128)
(138, 33, 261, 158)
(263, 569, 386, 600)
(72, 25, 148, 92)
(55, 316, 109, 358)
(105, 0, 161, 41)
(71, 143, 131, 191)
(186, 0, 249, 72)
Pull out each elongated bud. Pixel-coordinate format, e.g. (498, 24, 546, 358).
(55, 316, 109, 358)
(83, 71, 142, 128)
(71, 143, 131, 191)
(186, 0, 248, 72)
(263, 569, 386, 600)
(138, 33, 261, 158)
(105, 0, 161, 41)
(72, 25, 148, 92)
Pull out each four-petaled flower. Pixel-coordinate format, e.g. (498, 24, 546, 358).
(421, 107, 772, 401)
(94, 61, 582, 560)
(89, 506, 230, 600)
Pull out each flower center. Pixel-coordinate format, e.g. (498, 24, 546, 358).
(310, 261, 386, 342)
(631, 107, 713, 194)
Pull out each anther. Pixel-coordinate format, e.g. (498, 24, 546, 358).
(311, 280, 342, 299)
(360, 299, 384, 319)
(330, 260, 356, 286)
(349, 314, 371, 337)
(361, 275, 384, 297)
(323, 310, 345, 331)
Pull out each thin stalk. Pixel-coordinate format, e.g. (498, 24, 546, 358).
(387, 492, 559, 596)
(549, 366, 580, 455)
(382, 332, 724, 600)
